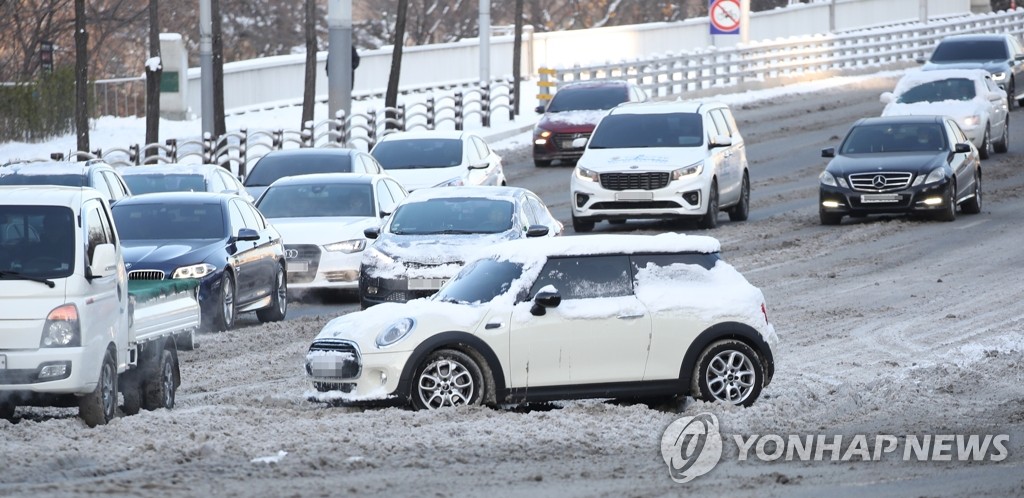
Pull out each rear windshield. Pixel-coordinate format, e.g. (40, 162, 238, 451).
(931, 39, 1008, 62)
(897, 78, 976, 104)
(588, 113, 703, 148)
(0, 174, 86, 187)
(123, 173, 207, 194)
(388, 198, 514, 235)
(243, 154, 352, 187)
(113, 202, 226, 240)
(371, 139, 463, 169)
(840, 123, 947, 154)
(547, 86, 629, 112)
(257, 183, 375, 218)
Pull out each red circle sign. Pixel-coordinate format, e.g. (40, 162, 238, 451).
(710, 0, 741, 32)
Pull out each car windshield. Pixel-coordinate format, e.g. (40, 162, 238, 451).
(931, 39, 1008, 62)
(433, 258, 523, 304)
(243, 154, 353, 187)
(372, 138, 463, 169)
(123, 173, 207, 194)
(257, 183, 374, 218)
(839, 123, 947, 154)
(897, 78, 976, 103)
(388, 198, 514, 235)
(0, 173, 86, 187)
(113, 202, 225, 240)
(588, 113, 703, 148)
(546, 86, 628, 112)
(0, 205, 75, 279)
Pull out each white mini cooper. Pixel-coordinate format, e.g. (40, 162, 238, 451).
(305, 233, 777, 409)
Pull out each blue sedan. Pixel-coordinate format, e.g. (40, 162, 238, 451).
(111, 192, 287, 331)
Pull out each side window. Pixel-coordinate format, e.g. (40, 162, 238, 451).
(208, 171, 226, 192)
(227, 202, 246, 234)
(527, 196, 553, 226)
(704, 112, 722, 142)
(945, 119, 966, 145)
(463, 138, 481, 163)
(520, 197, 539, 226)
(630, 253, 720, 277)
(103, 172, 129, 200)
(384, 179, 408, 206)
(375, 180, 397, 214)
(722, 108, 741, 138)
(235, 200, 261, 229)
(710, 109, 732, 137)
(83, 202, 112, 263)
(361, 154, 383, 174)
(471, 136, 491, 160)
(528, 255, 632, 300)
(90, 171, 114, 201)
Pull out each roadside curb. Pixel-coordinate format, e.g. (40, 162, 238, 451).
(483, 121, 535, 143)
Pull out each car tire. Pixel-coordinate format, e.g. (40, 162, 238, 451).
(79, 349, 118, 427)
(819, 210, 842, 225)
(143, 348, 177, 410)
(936, 180, 957, 222)
(212, 272, 236, 331)
(120, 371, 143, 416)
(728, 172, 750, 222)
(0, 401, 16, 421)
(571, 215, 594, 233)
(691, 339, 765, 407)
(411, 349, 486, 410)
(533, 159, 551, 168)
(697, 180, 719, 229)
(994, 117, 1009, 153)
(979, 125, 992, 160)
(961, 172, 982, 215)
(257, 263, 288, 323)
(1008, 78, 1017, 109)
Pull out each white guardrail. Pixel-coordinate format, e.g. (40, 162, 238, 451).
(88, 0, 971, 118)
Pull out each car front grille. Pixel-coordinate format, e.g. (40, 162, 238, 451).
(324, 270, 359, 283)
(848, 172, 914, 193)
(552, 132, 590, 151)
(600, 172, 671, 191)
(286, 244, 321, 283)
(307, 339, 361, 379)
(128, 270, 164, 280)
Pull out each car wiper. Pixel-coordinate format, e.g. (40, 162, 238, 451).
(0, 270, 56, 288)
(439, 229, 480, 235)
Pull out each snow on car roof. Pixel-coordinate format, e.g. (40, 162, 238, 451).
(610, 99, 724, 115)
(402, 185, 525, 202)
(377, 129, 469, 141)
(0, 162, 92, 176)
(893, 68, 991, 94)
(0, 185, 97, 205)
(120, 164, 224, 176)
(482, 232, 721, 263)
(265, 172, 380, 186)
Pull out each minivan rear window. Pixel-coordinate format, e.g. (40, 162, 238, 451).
(244, 154, 353, 187)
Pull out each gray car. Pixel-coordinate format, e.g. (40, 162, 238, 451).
(919, 33, 1024, 107)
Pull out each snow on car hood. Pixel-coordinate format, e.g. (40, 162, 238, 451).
(577, 148, 707, 173)
(367, 231, 516, 279)
(385, 166, 466, 191)
(268, 216, 377, 245)
(313, 299, 486, 350)
(882, 100, 984, 122)
(537, 110, 610, 132)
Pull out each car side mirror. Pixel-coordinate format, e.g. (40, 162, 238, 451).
(821, 147, 836, 158)
(1015, 54, 1024, 62)
(915, 56, 927, 64)
(534, 104, 546, 114)
(709, 134, 732, 148)
(235, 227, 260, 242)
(571, 137, 588, 149)
(988, 91, 1007, 101)
(525, 225, 549, 238)
(363, 226, 380, 239)
(880, 92, 894, 104)
(88, 243, 118, 280)
(468, 160, 489, 170)
(530, 288, 562, 316)
(954, 143, 972, 153)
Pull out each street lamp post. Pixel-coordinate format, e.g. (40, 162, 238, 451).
(328, 0, 353, 122)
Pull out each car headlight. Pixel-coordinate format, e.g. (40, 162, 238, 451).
(820, 171, 837, 187)
(324, 238, 366, 253)
(434, 177, 464, 188)
(533, 126, 552, 145)
(672, 161, 703, 180)
(172, 263, 216, 279)
(961, 115, 981, 128)
(574, 166, 599, 182)
(41, 304, 80, 348)
(991, 71, 1007, 82)
(923, 166, 946, 185)
(375, 318, 415, 348)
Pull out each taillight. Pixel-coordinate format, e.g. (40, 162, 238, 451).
(41, 304, 81, 348)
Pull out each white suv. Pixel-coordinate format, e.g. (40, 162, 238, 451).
(569, 100, 750, 231)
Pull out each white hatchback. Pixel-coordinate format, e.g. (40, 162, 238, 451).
(569, 100, 750, 232)
(305, 233, 777, 409)
(369, 130, 506, 191)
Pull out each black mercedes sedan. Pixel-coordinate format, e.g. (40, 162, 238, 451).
(111, 192, 287, 331)
(818, 115, 982, 225)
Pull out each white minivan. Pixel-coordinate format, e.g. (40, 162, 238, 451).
(569, 100, 750, 232)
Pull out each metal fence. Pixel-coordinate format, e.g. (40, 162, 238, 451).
(537, 9, 1024, 98)
(39, 79, 516, 178)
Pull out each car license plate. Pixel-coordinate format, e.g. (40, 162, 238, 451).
(861, 194, 901, 203)
(560, 140, 581, 149)
(287, 261, 309, 273)
(615, 191, 654, 201)
(0, 354, 6, 369)
(408, 278, 447, 290)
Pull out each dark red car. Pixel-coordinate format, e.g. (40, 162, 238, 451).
(532, 80, 648, 167)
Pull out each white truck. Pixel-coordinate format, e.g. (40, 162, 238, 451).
(0, 186, 201, 427)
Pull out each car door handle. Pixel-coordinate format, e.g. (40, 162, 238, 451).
(484, 322, 504, 330)
(617, 313, 644, 320)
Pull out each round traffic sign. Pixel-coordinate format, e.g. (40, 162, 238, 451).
(710, 0, 741, 33)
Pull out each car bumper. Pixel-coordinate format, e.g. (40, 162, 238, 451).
(288, 250, 362, 290)
(818, 179, 953, 217)
(570, 174, 710, 221)
(0, 346, 102, 395)
(306, 346, 411, 400)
